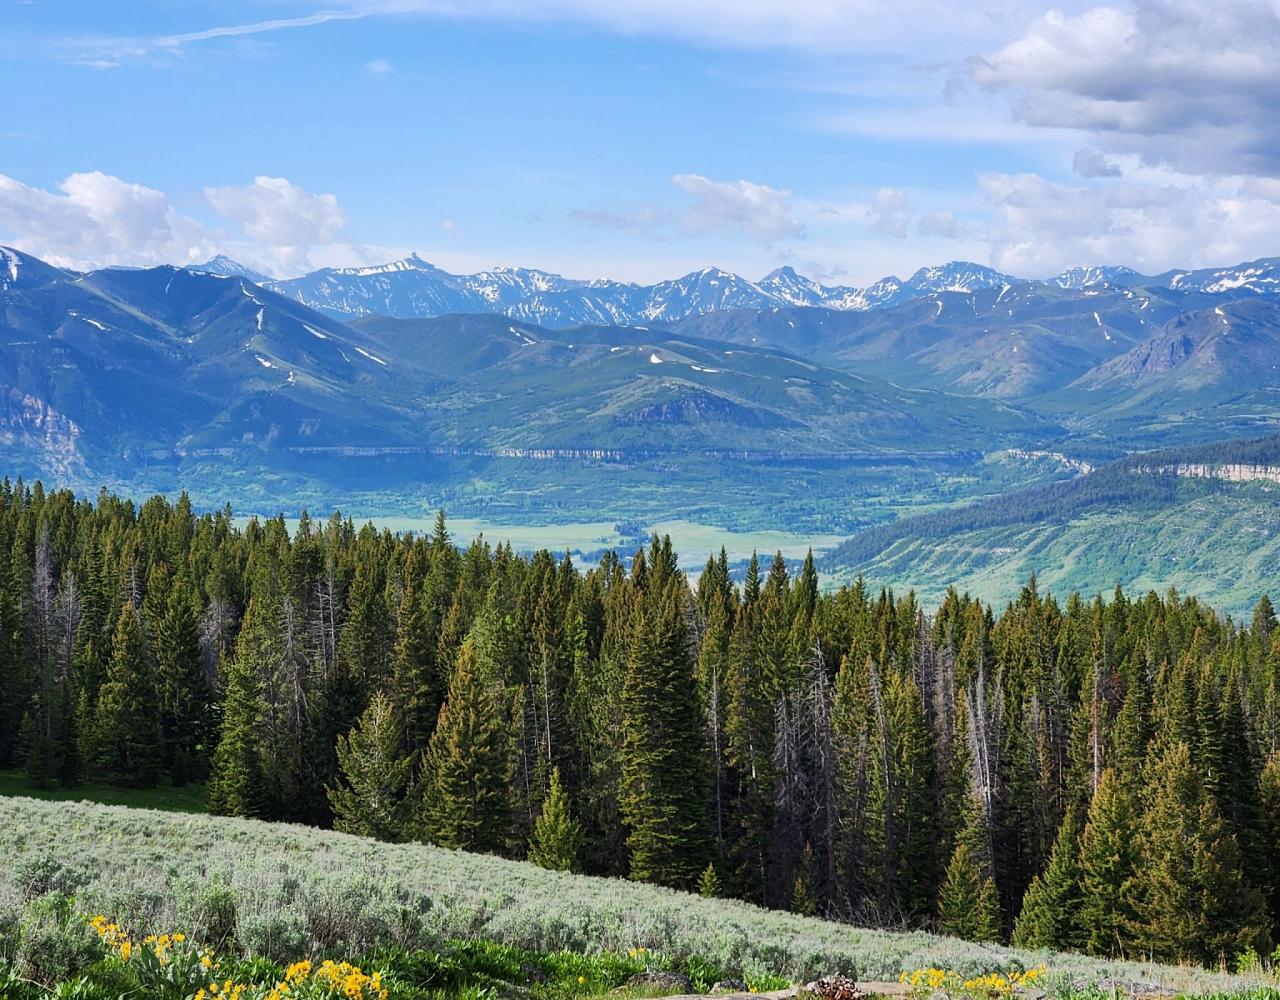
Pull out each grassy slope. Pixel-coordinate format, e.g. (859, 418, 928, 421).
(823, 435, 1280, 614)
(0, 770, 206, 813)
(827, 484, 1280, 615)
(0, 797, 1259, 994)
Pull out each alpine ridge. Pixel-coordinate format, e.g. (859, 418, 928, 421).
(262, 252, 1280, 327)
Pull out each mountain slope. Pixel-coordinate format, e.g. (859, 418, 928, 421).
(0, 255, 431, 471)
(673, 281, 1203, 398)
(4, 796, 1244, 992)
(350, 315, 1052, 453)
(823, 434, 1280, 614)
(0, 250, 1054, 485)
(1039, 299, 1280, 443)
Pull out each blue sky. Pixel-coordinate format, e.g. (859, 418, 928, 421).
(3, 1, 1280, 283)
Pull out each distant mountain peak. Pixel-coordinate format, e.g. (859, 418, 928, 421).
(906, 261, 1008, 293)
(1052, 265, 1143, 290)
(188, 255, 269, 283)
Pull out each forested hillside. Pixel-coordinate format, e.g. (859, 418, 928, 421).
(3, 478, 1280, 969)
(823, 434, 1280, 612)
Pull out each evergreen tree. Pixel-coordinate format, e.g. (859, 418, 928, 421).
(207, 603, 272, 818)
(92, 604, 162, 787)
(1260, 752, 1280, 929)
(1076, 769, 1138, 957)
(153, 579, 207, 784)
(619, 566, 710, 888)
(1128, 742, 1270, 964)
(723, 602, 773, 904)
(1013, 804, 1084, 950)
(937, 838, 1002, 942)
(327, 691, 412, 840)
(419, 638, 512, 853)
(388, 578, 441, 757)
(791, 842, 820, 916)
(698, 863, 722, 898)
(527, 767, 582, 872)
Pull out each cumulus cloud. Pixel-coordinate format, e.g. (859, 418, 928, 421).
(204, 176, 347, 246)
(917, 209, 961, 238)
(970, 0, 1280, 176)
(365, 58, 393, 76)
(673, 174, 804, 242)
(865, 187, 912, 238)
(0, 170, 362, 277)
(0, 171, 212, 270)
(978, 170, 1280, 275)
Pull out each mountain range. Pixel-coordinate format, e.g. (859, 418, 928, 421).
(4, 242, 1280, 530)
(257, 252, 1280, 328)
(0, 246, 1057, 485)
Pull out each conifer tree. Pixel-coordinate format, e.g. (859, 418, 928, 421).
(864, 668, 936, 921)
(93, 603, 162, 787)
(619, 560, 710, 888)
(937, 838, 1002, 942)
(388, 579, 441, 757)
(1076, 768, 1138, 957)
(1128, 742, 1270, 964)
(698, 862, 722, 898)
(791, 842, 820, 916)
(527, 767, 582, 871)
(17, 701, 55, 788)
(207, 653, 268, 817)
(207, 602, 273, 817)
(153, 579, 207, 784)
(1013, 804, 1084, 950)
(723, 601, 773, 903)
(327, 691, 412, 840)
(420, 638, 512, 853)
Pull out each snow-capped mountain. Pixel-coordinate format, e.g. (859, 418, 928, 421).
(266, 257, 1030, 327)
(1161, 257, 1280, 296)
(1052, 265, 1144, 290)
(900, 262, 1011, 297)
(38, 247, 1277, 329)
(187, 255, 270, 283)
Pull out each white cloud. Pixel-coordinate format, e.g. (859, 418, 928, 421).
(0, 170, 365, 278)
(866, 186, 912, 238)
(205, 176, 347, 246)
(0, 171, 213, 270)
(917, 209, 961, 238)
(440, 218, 460, 237)
(672, 173, 804, 242)
(978, 170, 1280, 276)
(971, 1, 1280, 176)
(365, 57, 393, 76)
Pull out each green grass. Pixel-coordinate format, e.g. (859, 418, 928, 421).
(828, 480, 1280, 616)
(0, 796, 1271, 997)
(0, 770, 206, 814)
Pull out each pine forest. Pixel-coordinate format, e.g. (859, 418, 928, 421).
(4, 479, 1280, 971)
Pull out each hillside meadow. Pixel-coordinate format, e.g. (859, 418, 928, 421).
(0, 796, 1272, 999)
